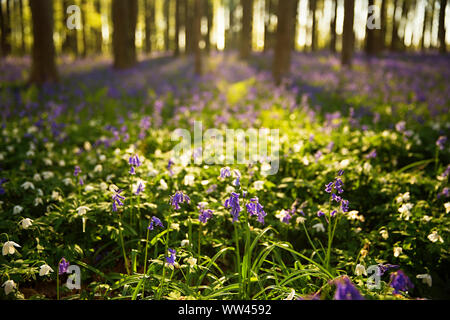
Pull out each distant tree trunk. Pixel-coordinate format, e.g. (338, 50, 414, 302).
(421, 0, 430, 50)
(310, 0, 317, 51)
(185, 0, 194, 54)
(290, 0, 299, 50)
(19, 0, 25, 54)
(174, 0, 181, 56)
(390, 0, 401, 51)
(112, 0, 138, 69)
(399, 0, 410, 50)
(94, 0, 103, 54)
(194, 0, 202, 75)
(164, 0, 170, 52)
(29, 0, 58, 84)
(439, 0, 447, 53)
(365, 0, 376, 55)
(272, 0, 295, 84)
(263, 0, 274, 52)
(0, 0, 12, 57)
(330, 0, 337, 53)
(240, 0, 253, 59)
(62, 0, 78, 57)
(341, 0, 355, 66)
(205, 0, 213, 53)
(380, 0, 387, 51)
(80, 0, 88, 57)
(144, 0, 153, 54)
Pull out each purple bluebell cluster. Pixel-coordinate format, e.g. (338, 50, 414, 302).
(167, 159, 174, 176)
(436, 136, 447, 150)
(224, 192, 241, 223)
(246, 197, 267, 225)
(134, 182, 144, 195)
(325, 170, 350, 214)
(378, 263, 399, 276)
(148, 216, 164, 230)
(170, 191, 190, 210)
(112, 188, 125, 212)
(437, 187, 449, 199)
(0, 178, 7, 195)
(59, 258, 70, 274)
(219, 167, 231, 179)
(128, 154, 141, 175)
(198, 203, 213, 224)
(74, 165, 83, 185)
(166, 248, 176, 266)
(333, 276, 364, 300)
(365, 149, 377, 159)
(390, 270, 414, 294)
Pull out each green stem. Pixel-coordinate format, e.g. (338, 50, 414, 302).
(118, 219, 130, 275)
(142, 225, 150, 298)
(198, 223, 202, 265)
(233, 223, 241, 294)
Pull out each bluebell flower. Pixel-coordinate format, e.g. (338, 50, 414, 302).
(198, 203, 213, 224)
(135, 182, 144, 195)
(332, 193, 342, 202)
(112, 189, 125, 212)
(333, 276, 364, 300)
(317, 210, 325, 217)
(390, 270, 414, 294)
(341, 199, 349, 212)
(0, 178, 8, 195)
(74, 166, 81, 176)
(148, 216, 164, 230)
(167, 159, 174, 176)
(365, 149, 377, 159)
(59, 258, 70, 274)
(166, 248, 176, 266)
(330, 210, 337, 217)
(219, 167, 231, 179)
(246, 197, 267, 225)
(436, 136, 447, 150)
(224, 192, 241, 223)
(129, 154, 141, 175)
(378, 263, 399, 276)
(170, 191, 190, 210)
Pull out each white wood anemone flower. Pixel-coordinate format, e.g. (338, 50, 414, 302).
(2, 241, 21, 255)
(39, 264, 54, 276)
(416, 274, 432, 287)
(2, 280, 16, 295)
(312, 223, 325, 232)
(428, 231, 444, 243)
(355, 264, 367, 276)
(20, 218, 33, 229)
(13, 205, 23, 214)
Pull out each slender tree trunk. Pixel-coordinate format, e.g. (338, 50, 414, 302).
(421, 0, 430, 50)
(175, 0, 181, 56)
(185, 0, 194, 54)
(94, 0, 102, 54)
(240, 0, 253, 59)
(29, 0, 59, 84)
(365, 0, 376, 55)
(330, 0, 337, 53)
(390, 0, 401, 51)
(112, 0, 138, 69)
(62, 0, 78, 57)
(144, 0, 153, 54)
(272, 0, 295, 84)
(263, 0, 274, 52)
(439, 0, 447, 53)
(341, 0, 355, 66)
(0, 0, 12, 57)
(290, 0, 299, 50)
(310, 0, 317, 51)
(19, 0, 25, 54)
(164, 0, 170, 52)
(205, 0, 213, 53)
(81, 0, 87, 57)
(380, 0, 387, 51)
(194, 0, 202, 75)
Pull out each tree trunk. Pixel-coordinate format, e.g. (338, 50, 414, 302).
(29, 0, 59, 84)
(341, 0, 355, 66)
(175, 0, 181, 56)
(330, 0, 337, 53)
(19, 0, 25, 54)
(164, 0, 170, 52)
(62, 0, 78, 57)
(263, 0, 274, 52)
(185, 0, 194, 54)
(290, 0, 299, 50)
(421, 0, 430, 50)
(439, 0, 447, 53)
(272, 0, 295, 84)
(81, 0, 88, 57)
(310, 0, 317, 51)
(239, 0, 253, 59)
(194, 0, 202, 75)
(390, 0, 400, 51)
(144, 0, 153, 54)
(94, 0, 103, 54)
(365, 0, 376, 55)
(205, 0, 213, 53)
(112, 0, 138, 69)
(0, 0, 12, 57)
(379, 0, 387, 51)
